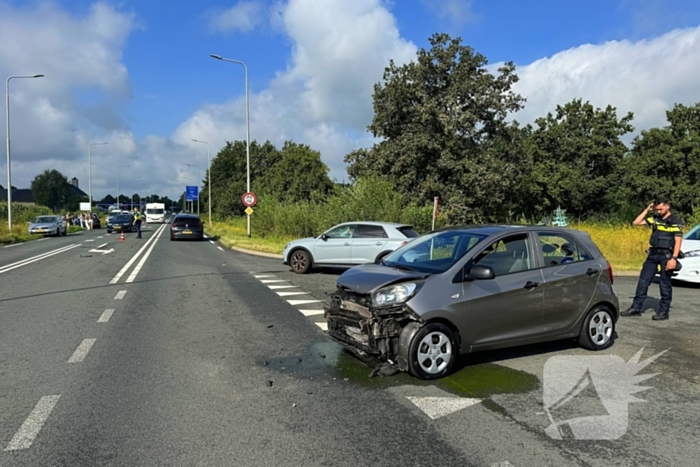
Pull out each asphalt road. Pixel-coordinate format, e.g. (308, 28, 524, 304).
(0, 223, 698, 466)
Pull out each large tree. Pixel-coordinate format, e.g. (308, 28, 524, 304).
(345, 33, 527, 223)
(31, 169, 69, 212)
(524, 99, 635, 220)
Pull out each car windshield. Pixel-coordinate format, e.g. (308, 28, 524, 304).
(33, 216, 56, 223)
(683, 224, 700, 241)
(115, 215, 132, 222)
(147, 208, 164, 214)
(382, 230, 488, 273)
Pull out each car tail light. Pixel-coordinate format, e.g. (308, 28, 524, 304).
(607, 261, 614, 285)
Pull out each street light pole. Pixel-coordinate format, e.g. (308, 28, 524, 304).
(210, 54, 251, 237)
(6, 74, 44, 230)
(88, 141, 108, 210)
(192, 139, 211, 225)
(117, 165, 130, 210)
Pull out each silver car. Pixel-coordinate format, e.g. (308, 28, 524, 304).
(28, 215, 67, 236)
(283, 222, 419, 274)
(324, 225, 620, 380)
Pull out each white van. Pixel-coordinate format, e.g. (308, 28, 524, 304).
(145, 203, 166, 223)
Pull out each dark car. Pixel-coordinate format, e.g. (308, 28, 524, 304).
(324, 225, 620, 380)
(106, 214, 134, 234)
(170, 214, 204, 241)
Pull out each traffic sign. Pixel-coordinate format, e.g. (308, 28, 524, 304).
(245, 207, 254, 215)
(186, 186, 199, 201)
(242, 192, 257, 207)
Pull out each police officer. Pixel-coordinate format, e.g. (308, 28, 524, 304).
(132, 207, 143, 238)
(622, 198, 683, 320)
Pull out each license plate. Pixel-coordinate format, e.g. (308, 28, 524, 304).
(183, 230, 192, 234)
(114, 226, 121, 229)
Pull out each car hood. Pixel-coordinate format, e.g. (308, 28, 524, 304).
(336, 263, 430, 294)
(682, 239, 700, 253)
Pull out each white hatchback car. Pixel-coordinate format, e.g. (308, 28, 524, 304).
(283, 222, 419, 274)
(672, 223, 700, 283)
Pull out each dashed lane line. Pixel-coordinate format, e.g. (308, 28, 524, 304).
(315, 322, 328, 330)
(3, 243, 23, 248)
(276, 291, 309, 297)
(260, 279, 287, 283)
(217, 246, 224, 251)
(36, 238, 48, 242)
(287, 299, 322, 306)
(98, 309, 115, 323)
(268, 285, 296, 289)
(4, 395, 61, 451)
(299, 309, 324, 317)
(67, 339, 96, 363)
(114, 290, 127, 300)
(0, 244, 80, 275)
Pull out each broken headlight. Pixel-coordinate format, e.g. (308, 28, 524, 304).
(371, 282, 422, 307)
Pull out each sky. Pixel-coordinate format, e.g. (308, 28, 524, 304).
(2, 0, 700, 201)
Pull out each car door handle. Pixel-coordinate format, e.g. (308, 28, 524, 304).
(375, 242, 383, 246)
(524, 281, 540, 290)
(586, 268, 599, 276)
(344, 242, 351, 246)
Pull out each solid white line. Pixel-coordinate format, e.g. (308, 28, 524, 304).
(3, 243, 23, 248)
(98, 309, 115, 323)
(260, 279, 286, 283)
(109, 223, 167, 284)
(300, 309, 324, 316)
(315, 322, 328, 331)
(125, 221, 166, 283)
(95, 243, 108, 249)
(217, 246, 224, 251)
(68, 339, 96, 363)
(268, 285, 296, 289)
(114, 290, 127, 300)
(0, 244, 80, 275)
(277, 291, 308, 297)
(287, 299, 321, 305)
(4, 395, 61, 451)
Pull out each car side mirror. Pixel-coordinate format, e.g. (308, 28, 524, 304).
(321, 234, 328, 241)
(465, 265, 495, 281)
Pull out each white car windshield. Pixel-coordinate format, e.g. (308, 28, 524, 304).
(33, 216, 56, 223)
(684, 224, 700, 241)
(382, 230, 488, 273)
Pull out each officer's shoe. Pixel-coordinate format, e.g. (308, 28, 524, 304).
(621, 307, 642, 317)
(652, 312, 669, 321)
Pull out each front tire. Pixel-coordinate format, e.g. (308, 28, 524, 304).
(408, 323, 458, 380)
(290, 249, 312, 274)
(579, 305, 615, 351)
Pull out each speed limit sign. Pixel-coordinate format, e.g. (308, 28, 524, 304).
(242, 192, 257, 207)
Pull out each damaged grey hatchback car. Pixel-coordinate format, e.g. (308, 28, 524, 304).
(324, 225, 620, 380)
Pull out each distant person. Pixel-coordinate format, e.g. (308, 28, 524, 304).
(133, 207, 143, 238)
(622, 198, 683, 321)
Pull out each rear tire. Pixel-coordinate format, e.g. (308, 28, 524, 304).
(579, 305, 615, 351)
(408, 323, 458, 380)
(290, 249, 312, 274)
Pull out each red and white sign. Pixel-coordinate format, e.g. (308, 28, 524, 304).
(242, 192, 257, 207)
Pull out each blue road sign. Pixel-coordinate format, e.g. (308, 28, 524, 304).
(186, 186, 199, 201)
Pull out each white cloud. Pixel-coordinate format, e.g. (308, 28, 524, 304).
(420, 0, 478, 29)
(176, 0, 417, 181)
(206, 1, 263, 34)
(501, 26, 700, 136)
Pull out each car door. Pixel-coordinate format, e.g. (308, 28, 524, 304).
(459, 232, 547, 348)
(350, 224, 388, 264)
(536, 232, 600, 333)
(313, 224, 357, 264)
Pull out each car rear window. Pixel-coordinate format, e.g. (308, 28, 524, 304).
(115, 215, 132, 222)
(398, 226, 419, 238)
(353, 225, 388, 238)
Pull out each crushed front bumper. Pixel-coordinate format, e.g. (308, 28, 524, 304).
(323, 286, 423, 372)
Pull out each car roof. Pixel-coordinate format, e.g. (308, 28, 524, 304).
(336, 221, 413, 228)
(430, 224, 588, 236)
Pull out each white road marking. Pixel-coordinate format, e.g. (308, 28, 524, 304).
(406, 396, 482, 420)
(490, 462, 514, 467)
(106, 234, 111, 236)
(68, 339, 96, 363)
(315, 322, 328, 331)
(125, 222, 166, 283)
(36, 238, 48, 242)
(254, 275, 276, 278)
(95, 243, 108, 249)
(268, 285, 296, 289)
(0, 244, 80, 275)
(84, 239, 95, 242)
(98, 309, 115, 323)
(98, 236, 104, 239)
(3, 243, 23, 248)
(109, 223, 168, 284)
(217, 246, 224, 251)
(287, 299, 321, 306)
(209, 240, 215, 244)
(114, 290, 127, 300)
(260, 279, 286, 283)
(4, 395, 61, 451)
(277, 291, 308, 297)
(300, 309, 324, 316)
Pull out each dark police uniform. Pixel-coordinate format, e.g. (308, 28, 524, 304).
(133, 210, 143, 238)
(629, 212, 683, 317)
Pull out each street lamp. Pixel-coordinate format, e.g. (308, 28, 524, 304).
(186, 163, 200, 216)
(6, 74, 44, 230)
(88, 141, 108, 209)
(117, 165, 130, 210)
(192, 138, 211, 225)
(210, 54, 251, 237)
(131, 176, 140, 210)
